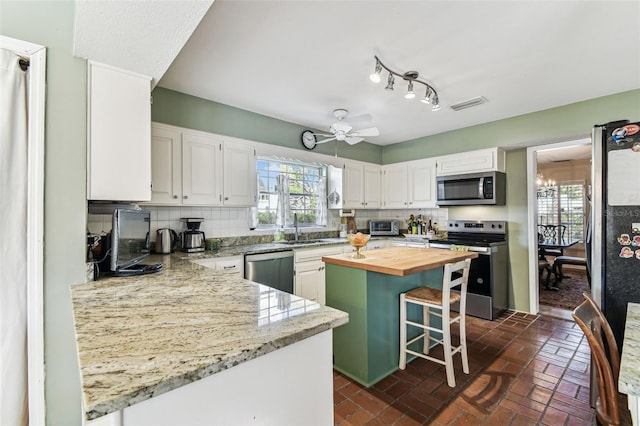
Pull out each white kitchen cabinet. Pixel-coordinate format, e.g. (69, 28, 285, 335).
(87, 61, 151, 201)
(366, 239, 392, 250)
(222, 139, 257, 206)
(294, 245, 345, 304)
(407, 158, 437, 208)
(191, 255, 244, 277)
(382, 158, 436, 209)
(146, 123, 256, 207)
(342, 161, 381, 209)
(436, 147, 505, 176)
(182, 131, 222, 205)
(149, 125, 182, 204)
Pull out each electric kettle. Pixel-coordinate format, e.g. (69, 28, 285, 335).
(156, 228, 178, 254)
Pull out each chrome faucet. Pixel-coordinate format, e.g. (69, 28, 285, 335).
(294, 213, 300, 242)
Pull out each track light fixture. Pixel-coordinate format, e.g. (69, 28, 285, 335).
(385, 73, 394, 91)
(369, 55, 440, 111)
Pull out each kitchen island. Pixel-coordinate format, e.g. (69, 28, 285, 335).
(322, 246, 478, 387)
(71, 254, 348, 425)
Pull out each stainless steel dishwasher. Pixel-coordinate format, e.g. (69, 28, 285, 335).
(244, 250, 294, 294)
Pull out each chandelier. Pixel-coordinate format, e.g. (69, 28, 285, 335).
(369, 56, 440, 111)
(536, 173, 556, 198)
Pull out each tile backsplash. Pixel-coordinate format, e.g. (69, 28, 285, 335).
(87, 206, 448, 242)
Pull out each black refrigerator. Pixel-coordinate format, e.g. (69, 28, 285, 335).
(591, 119, 640, 349)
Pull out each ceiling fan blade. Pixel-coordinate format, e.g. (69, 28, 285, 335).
(331, 122, 352, 134)
(350, 127, 379, 137)
(345, 136, 364, 145)
(316, 137, 337, 144)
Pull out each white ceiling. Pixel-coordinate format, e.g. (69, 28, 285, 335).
(74, 1, 640, 147)
(158, 0, 640, 145)
(74, 0, 214, 86)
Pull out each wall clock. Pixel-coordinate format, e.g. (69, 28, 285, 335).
(301, 130, 317, 150)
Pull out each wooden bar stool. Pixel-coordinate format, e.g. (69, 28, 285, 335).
(399, 258, 472, 387)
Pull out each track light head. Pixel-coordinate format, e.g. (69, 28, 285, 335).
(369, 59, 382, 83)
(385, 73, 394, 91)
(404, 81, 415, 99)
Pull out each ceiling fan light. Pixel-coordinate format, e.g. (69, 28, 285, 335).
(369, 60, 382, 83)
(432, 103, 441, 111)
(420, 95, 430, 104)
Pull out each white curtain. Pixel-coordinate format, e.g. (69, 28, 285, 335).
(0, 48, 29, 426)
(275, 174, 290, 228)
(316, 173, 327, 226)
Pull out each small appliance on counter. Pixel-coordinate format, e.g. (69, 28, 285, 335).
(156, 228, 178, 254)
(369, 219, 400, 236)
(180, 218, 206, 253)
(95, 208, 163, 277)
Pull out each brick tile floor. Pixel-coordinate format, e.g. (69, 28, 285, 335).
(334, 310, 595, 425)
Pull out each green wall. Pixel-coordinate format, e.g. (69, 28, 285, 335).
(152, 87, 384, 164)
(1, 1, 87, 425)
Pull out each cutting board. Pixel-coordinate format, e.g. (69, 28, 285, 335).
(346, 217, 357, 233)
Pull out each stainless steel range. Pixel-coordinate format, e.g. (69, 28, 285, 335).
(429, 220, 508, 320)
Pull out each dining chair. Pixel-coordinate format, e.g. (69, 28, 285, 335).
(399, 258, 471, 387)
(572, 293, 631, 425)
(538, 224, 567, 257)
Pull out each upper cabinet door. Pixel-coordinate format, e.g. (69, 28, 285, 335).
(342, 162, 364, 208)
(436, 148, 505, 176)
(363, 164, 381, 208)
(382, 163, 408, 208)
(87, 61, 151, 201)
(407, 158, 436, 208)
(182, 132, 222, 205)
(223, 140, 256, 206)
(149, 125, 181, 205)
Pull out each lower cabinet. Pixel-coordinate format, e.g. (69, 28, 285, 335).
(294, 245, 346, 304)
(190, 256, 244, 277)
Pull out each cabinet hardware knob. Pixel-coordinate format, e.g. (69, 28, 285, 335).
(225, 197, 229, 200)
(183, 195, 188, 199)
(173, 195, 178, 199)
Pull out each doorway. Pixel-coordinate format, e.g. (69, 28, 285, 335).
(526, 138, 591, 317)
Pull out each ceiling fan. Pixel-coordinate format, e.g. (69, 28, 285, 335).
(315, 109, 379, 145)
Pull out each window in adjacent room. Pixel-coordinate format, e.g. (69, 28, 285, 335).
(537, 180, 585, 242)
(256, 158, 327, 228)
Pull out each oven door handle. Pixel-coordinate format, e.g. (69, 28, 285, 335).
(428, 243, 491, 254)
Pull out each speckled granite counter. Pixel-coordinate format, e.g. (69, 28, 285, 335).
(619, 302, 640, 425)
(70, 254, 348, 420)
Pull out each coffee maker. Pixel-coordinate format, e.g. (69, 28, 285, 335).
(180, 218, 205, 252)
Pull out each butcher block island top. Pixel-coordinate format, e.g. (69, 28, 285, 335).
(322, 246, 478, 276)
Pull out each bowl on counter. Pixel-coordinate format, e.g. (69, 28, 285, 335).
(347, 232, 370, 259)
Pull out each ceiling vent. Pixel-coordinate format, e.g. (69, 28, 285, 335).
(450, 96, 488, 111)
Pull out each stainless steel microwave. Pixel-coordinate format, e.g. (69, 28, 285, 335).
(436, 171, 506, 206)
(369, 219, 400, 236)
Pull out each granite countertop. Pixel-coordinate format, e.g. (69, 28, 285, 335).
(619, 302, 640, 397)
(322, 246, 478, 276)
(70, 254, 348, 420)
